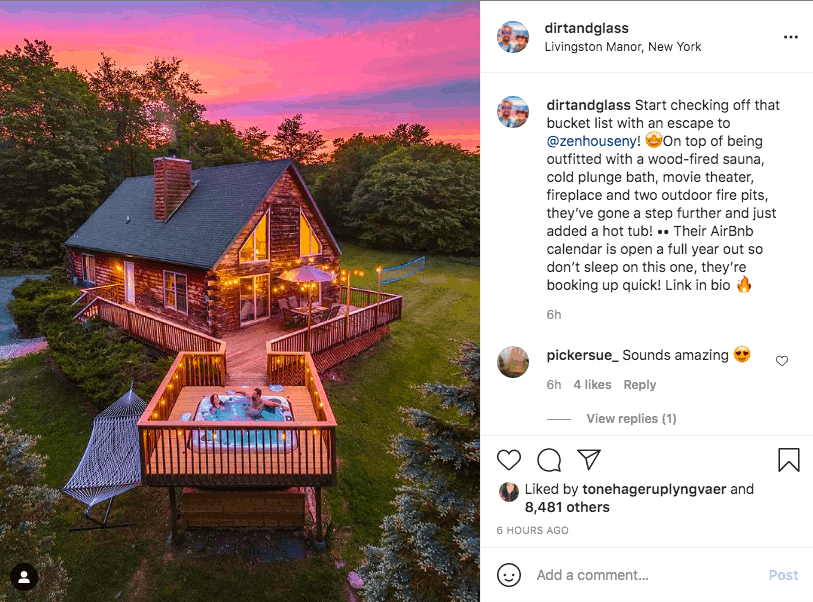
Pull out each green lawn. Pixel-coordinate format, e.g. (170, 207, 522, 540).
(0, 242, 479, 600)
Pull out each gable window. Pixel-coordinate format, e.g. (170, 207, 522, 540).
(240, 212, 269, 263)
(164, 271, 188, 313)
(81, 254, 96, 284)
(300, 212, 321, 257)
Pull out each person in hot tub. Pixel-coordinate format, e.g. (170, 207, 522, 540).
(245, 387, 283, 418)
(208, 394, 227, 419)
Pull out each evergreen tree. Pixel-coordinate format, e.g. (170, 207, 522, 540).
(360, 342, 480, 602)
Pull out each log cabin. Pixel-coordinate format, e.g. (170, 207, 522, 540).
(65, 152, 341, 338)
(65, 153, 404, 537)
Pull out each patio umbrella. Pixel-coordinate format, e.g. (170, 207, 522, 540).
(278, 265, 335, 351)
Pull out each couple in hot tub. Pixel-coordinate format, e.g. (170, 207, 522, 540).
(209, 388, 283, 419)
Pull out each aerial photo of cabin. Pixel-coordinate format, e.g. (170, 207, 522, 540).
(65, 152, 403, 538)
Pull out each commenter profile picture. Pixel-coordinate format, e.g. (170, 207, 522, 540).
(498, 21, 529, 53)
(498, 346, 529, 378)
(497, 96, 529, 128)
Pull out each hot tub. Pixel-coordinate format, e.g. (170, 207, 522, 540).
(189, 395, 297, 452)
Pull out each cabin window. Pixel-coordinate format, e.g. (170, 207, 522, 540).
(163, 271, 188, 313)
(239, 212, 269, 263)
(300, 212, 321, 256)
(81, 254, 96, 284)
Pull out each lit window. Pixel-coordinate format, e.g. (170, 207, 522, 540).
(164, 271, 187, 313)
(240, 212, 269, 262)
(300, 212, 321, 256)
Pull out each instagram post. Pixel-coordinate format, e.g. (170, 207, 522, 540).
(3, 1, 813, 601)
(0, 3, 479, 601)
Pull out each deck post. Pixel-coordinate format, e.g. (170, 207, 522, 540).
(168, 486, 179, 543)
(315, 486, 324, 549)
(344, 282, 351, 341)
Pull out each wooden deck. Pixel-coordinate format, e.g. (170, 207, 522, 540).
(222, 305, 355, 375)
(144, 423, 333, 486)
(139, 351, 337, 488)
(222, 319, 289, 375)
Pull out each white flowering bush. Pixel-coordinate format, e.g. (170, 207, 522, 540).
(0, 400, 68, 601)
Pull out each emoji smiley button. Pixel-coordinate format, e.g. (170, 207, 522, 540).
(734, 346, 750, 363)
(646, 131, 663, 148)
(497, 563, 522, 587)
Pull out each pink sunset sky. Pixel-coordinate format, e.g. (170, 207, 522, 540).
(0, 1, 480, 150)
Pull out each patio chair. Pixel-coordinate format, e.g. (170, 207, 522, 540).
(281, 307, 305, 327)
(278, 298, 290, 312)
(327, 305, 341, 320)
(321, 297, 334, 309)
(288, 295, 300, 308)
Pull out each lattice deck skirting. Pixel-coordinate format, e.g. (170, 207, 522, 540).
(313, 325, 390, 372)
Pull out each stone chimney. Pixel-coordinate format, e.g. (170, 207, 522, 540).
(153, 150, 192, 221)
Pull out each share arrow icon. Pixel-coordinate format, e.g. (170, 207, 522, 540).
(577, 449, 601, 471)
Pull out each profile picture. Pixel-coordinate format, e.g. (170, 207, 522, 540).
(500, 482, 519, 502)
(497, 96, 529, 128)
(498, 346, 529, 378)
(497, 21, 529, 53)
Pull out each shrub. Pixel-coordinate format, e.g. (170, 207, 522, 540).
(11, 275, 172, 409)
(41, 315, 173, 410)
(8, 290, 78, 338)
(7, 274, 79, 338)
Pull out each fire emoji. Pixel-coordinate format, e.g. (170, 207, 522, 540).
(737, 276, 751, 293)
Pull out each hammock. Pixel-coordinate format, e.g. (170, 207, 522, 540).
(381, 256, 425, 284)
(62, 386, 146, 530)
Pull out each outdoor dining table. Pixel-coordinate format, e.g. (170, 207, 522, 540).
(289, 304, 327, 317)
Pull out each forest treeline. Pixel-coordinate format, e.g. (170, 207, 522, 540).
(0, 40, 478, 267)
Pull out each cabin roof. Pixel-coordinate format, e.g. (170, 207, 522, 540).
(65, 159, 340, 270)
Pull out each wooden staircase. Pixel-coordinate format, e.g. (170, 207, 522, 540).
(224, 372, 270, 387)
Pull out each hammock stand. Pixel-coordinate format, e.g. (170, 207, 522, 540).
(62, 384, 146, 532)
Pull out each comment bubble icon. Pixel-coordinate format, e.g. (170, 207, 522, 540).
(537, 448, 562, 472)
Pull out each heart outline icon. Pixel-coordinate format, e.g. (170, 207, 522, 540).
(776, 356, 788, 366)
(497, 449, 521, 470)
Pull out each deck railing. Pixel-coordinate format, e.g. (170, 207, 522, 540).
(138, 350, 336, 487)
(268, 287, 402, 355)
(75, 297, 225, 355)
(69, 283, 124, 308)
